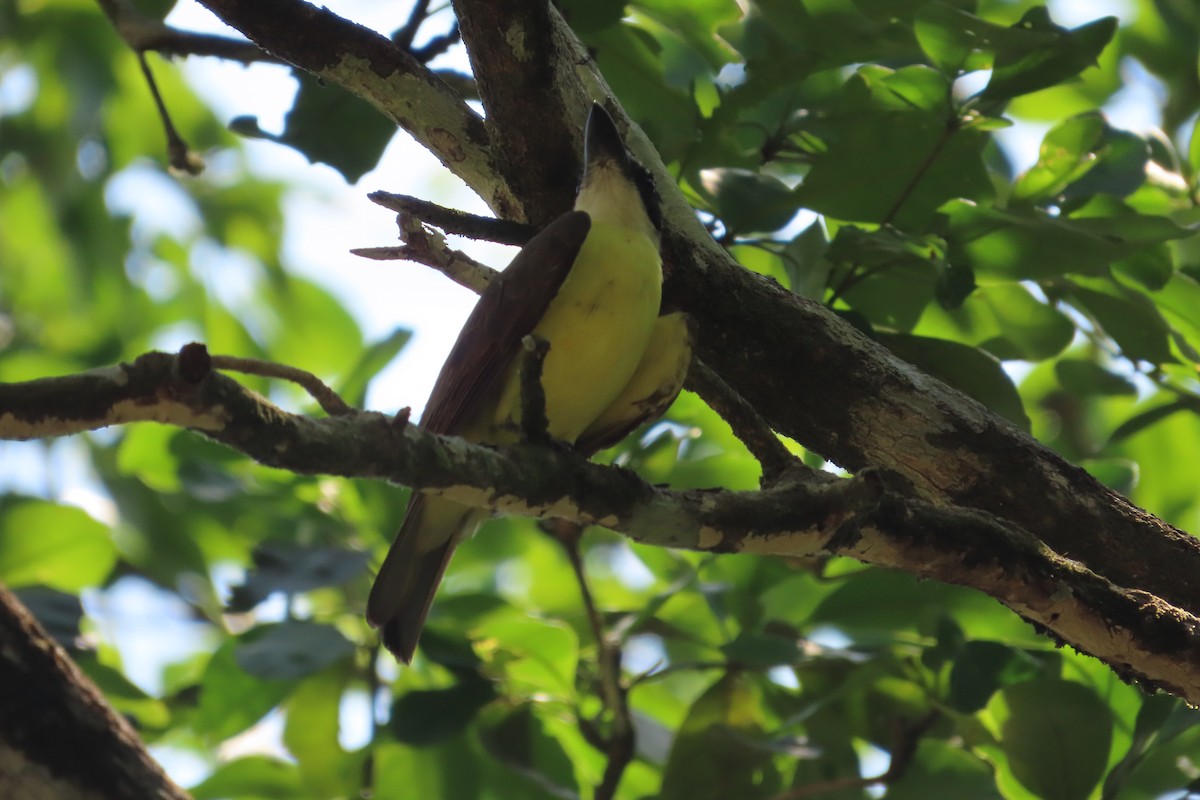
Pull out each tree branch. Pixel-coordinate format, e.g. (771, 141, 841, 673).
(0, 587, 190, 800)
(191, 0, 517, 217)
(447, 0, 1200, 631)
(4, 351, 1200, 702)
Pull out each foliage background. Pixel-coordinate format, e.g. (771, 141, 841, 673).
(5, 0, 1200, 798)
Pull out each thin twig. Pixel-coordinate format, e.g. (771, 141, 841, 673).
(685, 360, 797, 483)
(136, 52, 204, 175)
(557, 529, 635, 800)
(368, 192, 535, 245)
(209, 353, 353, 416)
(352, 212, 498, 294)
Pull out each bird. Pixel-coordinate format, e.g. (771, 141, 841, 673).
(366, 102, 693, 663)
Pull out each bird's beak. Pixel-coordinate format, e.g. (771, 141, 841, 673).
(584, 103, 630, 175)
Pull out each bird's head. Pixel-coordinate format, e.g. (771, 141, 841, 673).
(574, 103, 662, 244)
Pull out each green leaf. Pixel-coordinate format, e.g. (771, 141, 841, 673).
(1067, 278, 1174, 364)
(1012, 113, 1106, 202)
(474, 611, 579, 699)
(918, 283, 1074, 361)
(659, 673, 779, 800)
(1108, 400, 1196, 445)
(246, 70, 397, 184)
(943, 200, 1190, 281)
(703, 167, 798, 235)
(284, 669, 357, 799)
(981, 10, 1118, 104)
(196, 640, 296, 740)
(998, 679, 1113, 800)
(720, 631, 803, 667)
(391, 676, 497, 746)
(190, 756, 304, 800)
(1054, 359, 1137, 396)
(877, 333, 1030, 429)
(797, 65, 991, 227)
(234, 621, 355, 681)
(0, 498, 116, 591)
(477, 703, 579, 796)
(948, 641, 1045, 713)
(336, 327, 411, 408)
(886, 740, 1004, 800)
(914, 2, 1056, 77)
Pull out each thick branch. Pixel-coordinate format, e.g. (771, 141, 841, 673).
(4, 353, 1200, 702)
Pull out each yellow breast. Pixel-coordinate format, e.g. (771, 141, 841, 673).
(489, 221, 662, 443)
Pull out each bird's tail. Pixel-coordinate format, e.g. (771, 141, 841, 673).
(366, 494, 483, 663)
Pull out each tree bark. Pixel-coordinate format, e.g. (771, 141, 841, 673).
(0, 586, 191, 800)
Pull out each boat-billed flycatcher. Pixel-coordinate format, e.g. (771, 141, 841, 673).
(367, 103, 692, 663)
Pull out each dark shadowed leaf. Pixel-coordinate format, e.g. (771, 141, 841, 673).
(391, 675, 497, 746)
(1054, 359, 1137, 396)
(878, 333, 1030, 429)
(235, 621, 355, 680)
(227, 542, 370, 612)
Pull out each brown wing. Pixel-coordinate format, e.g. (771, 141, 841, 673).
(420, 211, 591, 435)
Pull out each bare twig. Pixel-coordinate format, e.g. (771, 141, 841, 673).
(136, 52, 204, 175)
(554, 527, 635, 800)
(352, 212, 498, 293)
(208, 352, 353, 416)
(685, 360, 796, 483)
(368, 192, 535, 245)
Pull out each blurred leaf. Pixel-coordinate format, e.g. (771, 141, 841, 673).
(391, 675, 497, 746)
(981, 9, 1118, 104)
(1054, 359, 1137, 396)
(75, 652, 171, 730)
(721, 631, 803, 667)
(478, 703, 579, 796)
(13, 586, 83, 646)
(190, 756, 304, 800)
(0, 497, 116, 591)
(1067, 278, 1174, 364)
(1108, 400, 1196, 445)
(284, 668, 357, 799)
(659, 672, 779, 800)
(886, 740, 1004, 800)
(227, 542, 370, 612)
(1082, 458, 1138, 493)
(336, 327, 411, 408)
(998, 679, 1113, 800)
(235, 621, 355, 680)
(196, 640, 296, 740)
(1012, 113, 1106, 202)
(703, 168, 798, 235)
